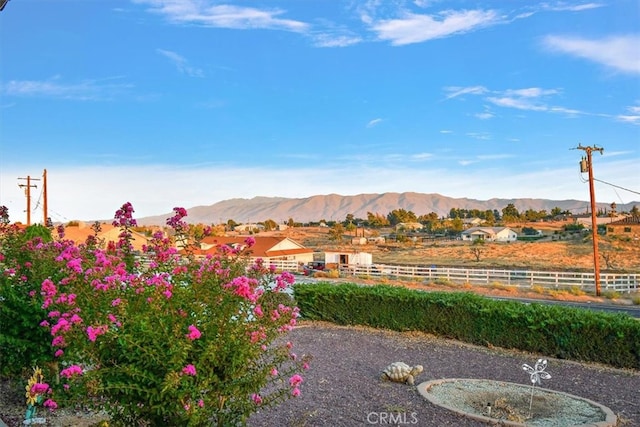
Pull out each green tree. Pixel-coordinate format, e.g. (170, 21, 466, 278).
(263, 219, 277, 231)
(366, 212, 389, 227)
(23, 224, 53, 243)
(483, 210, 496, 226)
(501, 203, 520, 223)
(328, 224, 345, 241)
(387, 209, 417, 226)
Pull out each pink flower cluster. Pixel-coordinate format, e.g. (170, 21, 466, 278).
(60, 365, 83, 379)
(186, 324, 201, 340)
(30, 382, 50, 395)
(87, 325, 109, 342)
(182, 364, 197, 376)
(112, 202, 137, 228)
(289, 374, 303, 397)
(225, 276, 262, 303)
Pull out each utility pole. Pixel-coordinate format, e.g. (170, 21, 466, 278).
(18, 175, 40, 226)
(577, 144, 604, 296)
(43, 169, 49, 226)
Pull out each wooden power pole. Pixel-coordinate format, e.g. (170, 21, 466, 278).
(18, 175, 40, 226)
(43, 169, 49, 226)
(577, 144, 604, 296)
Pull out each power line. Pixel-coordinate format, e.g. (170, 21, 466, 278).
(593, 178, 640, 196)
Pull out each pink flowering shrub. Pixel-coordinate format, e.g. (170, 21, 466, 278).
(0, 214, 61, 376)
(34, 203, 307, 426)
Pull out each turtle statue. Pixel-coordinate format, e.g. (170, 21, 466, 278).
(381, 362, 423, 385)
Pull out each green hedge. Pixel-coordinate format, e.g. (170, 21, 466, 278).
(293, 282, 640, 370)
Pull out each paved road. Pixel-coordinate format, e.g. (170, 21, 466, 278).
(490, 295, 640, 318)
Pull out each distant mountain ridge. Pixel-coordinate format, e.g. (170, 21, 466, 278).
(135, 192, 640, 226)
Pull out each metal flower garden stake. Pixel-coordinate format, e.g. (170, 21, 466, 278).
(522, 359, 551, 418)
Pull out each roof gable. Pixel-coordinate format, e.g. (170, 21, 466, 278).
(199, 236, 309, 258)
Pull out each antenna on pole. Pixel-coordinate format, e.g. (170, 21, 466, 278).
(575, 144, 604, 296)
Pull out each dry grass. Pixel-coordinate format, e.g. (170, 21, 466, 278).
(282, 226, 640, 272)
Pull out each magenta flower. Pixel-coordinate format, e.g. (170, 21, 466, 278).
(30, 383, 49, 394)
(43, 399, 58, 410)
(289, 374, 303, 387)
(292, 388, 301, 397)
(182, 364, 197, 376)
(51, 336, 66, 347)
(251, 393, 262, 405)
(86, 325, 108, 342)
(60, 365, 83, 379)
(253, 305, 263, 318)
(186, 324, 201, 340)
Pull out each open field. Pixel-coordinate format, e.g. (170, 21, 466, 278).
(277, 225, 640, 305)
(282, 225, 640, 273)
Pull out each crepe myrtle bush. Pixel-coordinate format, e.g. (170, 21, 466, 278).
(0, 209, 60, 377)
(34, 203, 308, 426)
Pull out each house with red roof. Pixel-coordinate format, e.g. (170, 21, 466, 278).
(197, 236, 315, 266)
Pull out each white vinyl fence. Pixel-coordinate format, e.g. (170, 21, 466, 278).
(137, 255, 638, 294)
(338, 264, 639, 294)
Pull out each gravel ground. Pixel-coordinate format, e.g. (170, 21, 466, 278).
(247, 322, 639, 427)
(1, 321, 638, 426)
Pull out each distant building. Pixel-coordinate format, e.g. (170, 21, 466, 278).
(574, 214, 626, 228)
(606, 216, 640, 239)
(461, 227, 518, 242)
(233, 223, 265, 233)
(197, 235, 314, 264)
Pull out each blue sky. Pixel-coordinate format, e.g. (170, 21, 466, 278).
(1, 0, 639, 224)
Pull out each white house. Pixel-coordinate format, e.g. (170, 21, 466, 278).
(461, 227, 518, 242)
(197, 236, 315, 264)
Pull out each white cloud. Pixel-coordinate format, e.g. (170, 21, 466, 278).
(157, 49, 204, 77)
(367, 118, 383, 127)
(410, 152, 433, 160)
(370, 9, 501, 45)
(541, 2, 605, 12)
(486, 96, 548, 111)
(134, 1, 309, 32)
(466, 132, 492, 140)
(443, 85, 488, 100)
(615, 105, 640, 125)
(475, 111, 494, 120)
(2, 77, 132, 100)
(313, 33, 362, 48)
(504, 88, 559, 98)
(542, 34, 640, 74)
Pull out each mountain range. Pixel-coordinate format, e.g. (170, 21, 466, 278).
(135, 192, 639, 226)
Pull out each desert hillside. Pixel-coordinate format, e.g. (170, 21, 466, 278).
(136, 192, 640, 226)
